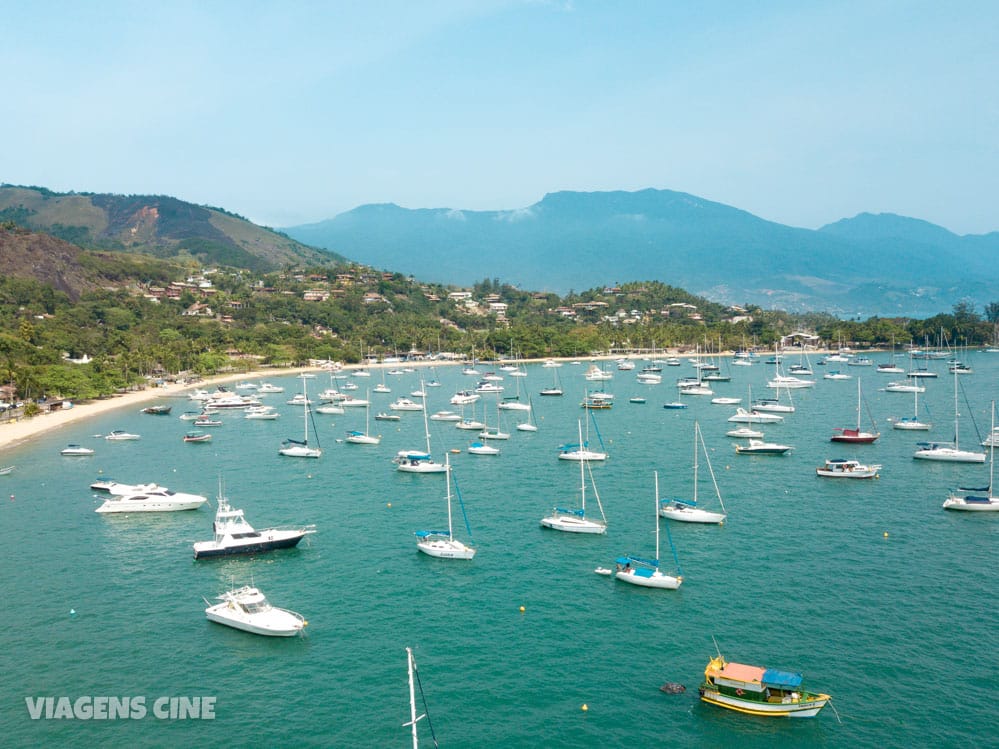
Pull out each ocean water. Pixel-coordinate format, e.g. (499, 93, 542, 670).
(2, 356, 997, 748)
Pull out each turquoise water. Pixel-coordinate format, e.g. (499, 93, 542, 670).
(2, 357, 997, 747)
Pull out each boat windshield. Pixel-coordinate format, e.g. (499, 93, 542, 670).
(240, 599, 272, 614)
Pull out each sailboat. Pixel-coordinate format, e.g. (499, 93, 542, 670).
(890, 382, 932, 431)
(943, 402, 999, 511)
(415, 455, 476, 557)
(914, 368, 985, 463)
(394, 385, 448, 473)
(830, 378, 880, 443)
(539, 365, 563, 396)
(540, 420, 607, 533)
(345, 389, 381, 445)
(498, 372, 531, 411)
(479, 397, 511, 440)
(615, 471, 683, 589)
(279, 375, 322, 457)
(557, 410, 607, 460)
(516, 396, 539, 432)
(403, 647, 438, 749)
(660, 421, 727, 524)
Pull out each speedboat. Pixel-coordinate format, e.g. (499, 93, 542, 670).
(429, 410, 461, 422)
(726, 426, 764, 439)
(389, 397, 423, 411)
(193, 492, 316, 559)
(105, 430, 140, 441)
(375, 412, 401, 421)
(257, 382, 284, 393)
(141, 404, 171, 415)
(728, 408, 783, 424)
(815, 458, 881, 478)
(204, 586, 307, 637)
(183, 431, 212, 443)
(734, 439, 793, 455)
(96, 485, 209, 513)
(61, 444, 95, 456)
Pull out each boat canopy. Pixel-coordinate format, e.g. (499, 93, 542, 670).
(617, 555, 659, 568)
(761, 668, 804, 689)
(554, 507, 585, 517)
(958, 485, 990, 492)
(669, 498, 698, 507)
(414, 530, 450, 538)
(398, 451, 431, 460)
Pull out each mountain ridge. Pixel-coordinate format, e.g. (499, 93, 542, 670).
(286, 189, 999, 316)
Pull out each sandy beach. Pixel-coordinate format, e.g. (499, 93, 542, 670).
(0, 367, 309, 453)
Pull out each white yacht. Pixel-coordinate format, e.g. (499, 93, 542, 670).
(204, 586, 307, 636)
(193, 491, 315, 559)
(96, 485, 208, 513)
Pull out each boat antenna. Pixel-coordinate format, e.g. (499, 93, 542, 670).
(711, 634, 722, 660)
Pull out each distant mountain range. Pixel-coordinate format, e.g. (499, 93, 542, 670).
(285, 188, 999, 317)
(0, 185, 339, 272)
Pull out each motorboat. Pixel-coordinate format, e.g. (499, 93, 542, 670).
(728, 408, 783, 424)
(245, 406, 280, 420)
(450, 390, 480, 405)
(389, 397, 423, 411)
(700, 653, 830, 718)
(375, 412, 401, 421)
(204, 586, 307, 637)
(734, 439, 793, 455)
(193, 490, 316, 558)
(61, 444, 95, 456)
(183, 430, 212, 443)
(105, 430, 140, 441)
(823, 371, 852, 380)
(815, 458, 881, 478)
(711, 397, 741, 405)
(257, 382, 284, 393)
(429, 410, 461, 422)
(193, 417, 223, 427)
(96, 485, 209, 513)
(141, 404, 171, 415)
(726, 426, 764, 439)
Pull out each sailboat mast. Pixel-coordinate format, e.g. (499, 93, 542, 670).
(693, 422, 700, 504)
(578, 420, 586, 514)
(445, 456, 454, 538)
(953, 368, 960, 448)
(405, 647, 420, 749)
(654, 471, 661, 563)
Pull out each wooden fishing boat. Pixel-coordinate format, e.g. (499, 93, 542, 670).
(700, 653, 830, 718)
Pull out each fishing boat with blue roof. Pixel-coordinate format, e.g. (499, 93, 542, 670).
(700, 652, 831, 717)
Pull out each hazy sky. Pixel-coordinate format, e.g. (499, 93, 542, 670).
(3, 1, 997, 234)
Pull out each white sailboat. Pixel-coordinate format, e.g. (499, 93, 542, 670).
(394, 386, 448, 473)
(913, 368, 985, 463)
(279, 375, 322, 457)
(615, 471, 683, 589)
(890, 381, 932, 431)
(557, 410, 607, 460)
(540, 421, 607, 533)
(659, 421, 727, 524)
(415, 455, 476, 557)
(345, 389, 381, 445)
(516, 396, 539, 432)
(943, 402, 998, 511)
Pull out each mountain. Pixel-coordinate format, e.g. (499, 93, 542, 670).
(286, 189, 999, 316)
(0, 185, 342, 272)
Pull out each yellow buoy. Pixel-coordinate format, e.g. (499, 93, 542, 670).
(387, 502, 392, 508)
(883, 531, 889, 538)
(519, 605, 525, 613)
(581, 704, 588, 712)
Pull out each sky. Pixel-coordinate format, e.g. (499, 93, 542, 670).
(3, 1, 998, 235)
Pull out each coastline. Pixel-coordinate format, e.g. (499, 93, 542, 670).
(0, 348, 848, 454)
(0, 367, 308, 453)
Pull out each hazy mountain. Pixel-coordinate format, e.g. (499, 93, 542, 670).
(0, 185, 342, 272)
(287, 189, 999, 316)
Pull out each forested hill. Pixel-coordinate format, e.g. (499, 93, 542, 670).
(0, 185, 341, 272)
(286, 188, 999, 317)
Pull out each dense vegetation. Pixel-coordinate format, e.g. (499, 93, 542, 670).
(1, 238, 997, 406)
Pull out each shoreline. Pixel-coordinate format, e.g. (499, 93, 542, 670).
(0, 348, 855, 454)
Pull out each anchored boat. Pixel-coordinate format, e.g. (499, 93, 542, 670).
(700, 653, 830, 718)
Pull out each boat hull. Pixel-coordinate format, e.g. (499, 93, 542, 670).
(699, 687, 829, 718)
(615, 569, 682, 589)
(540, 515, 606, 534)
(913, 448, 985, 463)
(660, 505, 726, 523)
(942, 496, 999, 511)
(96, 498, 207, 513)
(193, 532, 309, 559)
(416, 540, 476, 559)
(205, 607, 306, 637)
